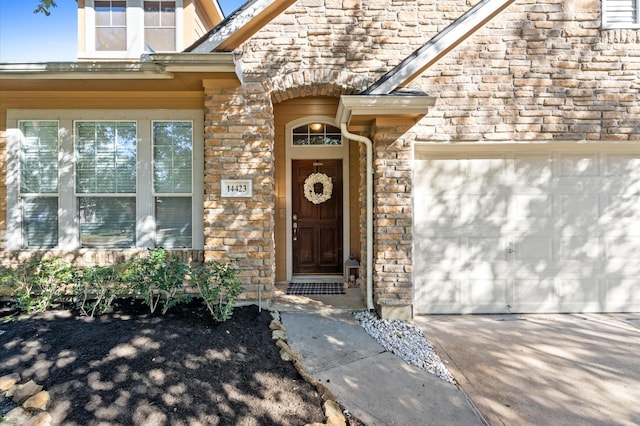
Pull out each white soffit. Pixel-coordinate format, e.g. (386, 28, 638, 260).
(336, 95, 436, 126)
(363, 0, 516, 95)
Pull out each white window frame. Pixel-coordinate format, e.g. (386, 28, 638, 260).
(602, 0, 640, 29)
(82, 0, 184, 60)
(6, 109, 204, 251)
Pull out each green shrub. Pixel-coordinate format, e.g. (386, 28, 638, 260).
(191, 261, 243, 322)
(10, 258, 73, 313)
(129, 249, 190, 314)
(75, 265, 129, 317)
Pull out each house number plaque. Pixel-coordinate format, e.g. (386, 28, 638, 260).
(221, 179, 253, 197)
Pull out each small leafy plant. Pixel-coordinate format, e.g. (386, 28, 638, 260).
(75, 265, 129, 317)
(191, 261, 243, 322)
(130, 249, 190, 314)
(10, 258, 73, 313)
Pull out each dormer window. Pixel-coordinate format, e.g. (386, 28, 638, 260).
(81, 0, 185, 60)
(95, 1, 127, 51)
(144, 1, 176, 52)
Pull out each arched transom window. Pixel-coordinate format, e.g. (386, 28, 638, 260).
(292, 123, 342, 146)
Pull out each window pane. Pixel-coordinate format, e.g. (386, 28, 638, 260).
(156, 197, 192, 247)
(144, 28, 175, 51)
(161, 2, 175, 26)
(23, 197, 58, 248)
(144, 1, 160, 26)
(153, 122, 192, 193)
(111, 1, 127, 26)
(76, 121, 136, 193)
(292, 123, 342, 146)
(79, 197, 135, 247)
(95, 1, 112, 26)
(96, 27, 126, 51)
(19, 121, 58, 194)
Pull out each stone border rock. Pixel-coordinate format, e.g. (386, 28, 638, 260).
(0, 374, 51, 426)
(269, 311, 347, 426)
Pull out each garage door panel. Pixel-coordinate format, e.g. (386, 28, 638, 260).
(466, 237, 508, 262)
(605, 235, 640, 260)
(415, 191, 460, 221)
(605, 278, 640, 309)
(415, 278, 462, 308)
(467, 279, 508, 307)
(514, 236, 554, 261)
(556, 278, 602, 310)
(414, 148, 639, 314)
(559, 235, 601, 260)
(511, 192, 553, 220)
(414, 236, 461, 262)
(512, 278, 556, 311)
(559, 153, 599, 177)
(514, 153, 553, 181)
(605, 154, 640, 177)
(414, 158, 464, 189)
(559, 193, 601, 221)
(464, 193, 508, 223)
(464, 155, 507, 176)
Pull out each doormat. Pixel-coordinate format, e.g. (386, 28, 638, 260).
(286, 282, 345, 295)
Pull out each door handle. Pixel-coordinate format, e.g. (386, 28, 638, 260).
(293, 214, 298, 241)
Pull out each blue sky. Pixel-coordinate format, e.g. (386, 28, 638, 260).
(0, 0, 245, 62)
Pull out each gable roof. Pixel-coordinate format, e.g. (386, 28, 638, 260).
(186, 0, 297, 52)
(362, 0, 516, 95)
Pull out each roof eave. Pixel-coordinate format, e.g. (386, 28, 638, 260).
(187, 0, 296, 53)
(336, 94, 436, 131)
(0, 52, 238, 80)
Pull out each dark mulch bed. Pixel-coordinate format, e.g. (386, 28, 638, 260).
(0, 300, 358, 425)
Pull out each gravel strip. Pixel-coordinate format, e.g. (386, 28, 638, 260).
(353, 311, 456, 384)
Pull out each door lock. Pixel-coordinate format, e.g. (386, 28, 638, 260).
(293, 214, 298, 241)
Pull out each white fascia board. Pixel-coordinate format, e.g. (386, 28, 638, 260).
(0, 62, 171, 79)
(0, 53, 237, 79)
(364, 0, 516, 95)
(189, 0, 279, 52)
(336, 95, 436, 124)
(148, 52, 237, 72)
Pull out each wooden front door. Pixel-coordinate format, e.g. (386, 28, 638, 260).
(292, 159, 343, 274)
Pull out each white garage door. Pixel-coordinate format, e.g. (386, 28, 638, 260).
(414, 147, 640, 314)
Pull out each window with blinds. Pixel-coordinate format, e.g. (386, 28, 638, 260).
(153, 121, 192, 248)
(8, 111, 202, 251)
(76, 121, 137, 247)
(603, 0, 639, 28)
(19, 121, 59, 248)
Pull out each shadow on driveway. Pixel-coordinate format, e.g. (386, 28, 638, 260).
(415, 314, 640, 426)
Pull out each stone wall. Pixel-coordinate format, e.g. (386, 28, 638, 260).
(203, 81, 276, 305)
(230, 0, 639, 313)
(416, 0, 640, 142)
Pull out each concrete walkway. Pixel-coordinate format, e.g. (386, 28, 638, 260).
(281, 311, 484, 426)
(414, 313, 640, 426)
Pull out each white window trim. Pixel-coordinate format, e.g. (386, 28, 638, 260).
(6, 109, 204, 251)
(602, 0, 640, 29)
(81, 0, 183, 60)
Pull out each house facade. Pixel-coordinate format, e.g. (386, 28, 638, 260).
(1, 0, 639, 319)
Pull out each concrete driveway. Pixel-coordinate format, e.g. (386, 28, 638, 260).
(414, 314, 640, 426)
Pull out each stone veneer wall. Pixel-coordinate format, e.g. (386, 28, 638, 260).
(371, 124, 414, 318)
(202, 81, 276, 305)
(220, 0, 640, 313)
